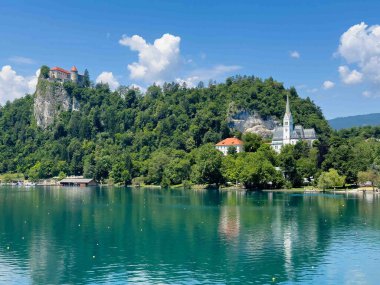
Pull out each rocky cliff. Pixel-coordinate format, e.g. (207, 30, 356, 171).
(34, 79, 79, 129)
(228, 110, 279, 138)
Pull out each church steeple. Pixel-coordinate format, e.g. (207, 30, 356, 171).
(283, 94, 293, 144)
(286, 94, 291, 114)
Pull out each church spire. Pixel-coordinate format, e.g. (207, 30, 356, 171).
(286, 94, 291, 114)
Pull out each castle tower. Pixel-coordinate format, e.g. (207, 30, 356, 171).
(283, 94, 293, 145)
(70, 66, 78, 83)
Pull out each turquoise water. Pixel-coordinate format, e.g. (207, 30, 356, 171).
(0, 187, 379, 284)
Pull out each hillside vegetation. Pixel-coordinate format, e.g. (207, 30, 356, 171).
(1, 73, 378, 188)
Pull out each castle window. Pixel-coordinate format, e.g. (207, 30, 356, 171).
(285, 122, 288, 125)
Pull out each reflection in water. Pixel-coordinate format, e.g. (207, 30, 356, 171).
(0, 187, 379, 284)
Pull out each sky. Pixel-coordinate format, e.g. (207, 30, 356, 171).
(1, 0, 380, 119)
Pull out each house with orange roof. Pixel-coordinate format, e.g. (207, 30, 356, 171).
(215, 137, 244, 156)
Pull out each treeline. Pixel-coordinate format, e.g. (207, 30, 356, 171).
(0, 72, 378, 188)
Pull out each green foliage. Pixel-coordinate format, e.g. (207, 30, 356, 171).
(58, 171, 66, 181)
(318, 169, 346, 190)
(227, 146, 237, 155)
(39, 65, 50, 79)
(238, 152, 284, 189)
(0, 74, 351, 189)
(190, 144, 224, 185)
(0, 173, 24, 183)
(28, 162, 42, 182)
(357, 170, 380, 189)
(243, 133, 263, 152)
(83, 69, 91, 88)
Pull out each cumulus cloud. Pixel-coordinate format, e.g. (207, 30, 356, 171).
(322, 80, 335, 90)
(0, 65, 38, 105)
(119, 33, 181, 83)
(338, 65, 363, 84)
(337, 22, 380, 85)
(290, 51, 300, 59)
(96, 72, 120, 90)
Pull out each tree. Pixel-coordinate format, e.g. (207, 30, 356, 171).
(243, 133, 263, 152)
(238, 152, 283, 189)
(58, 171, 66, 181)
(163, 157, 191, 185)
(227, 146, 237, 155)
(146, 151, 171, 185)
(191, 144, 224, 186)
(357, 170, 380, 191)
(110, 162, 131, 185)
(278, 145, 302, 187)
(83, 69, 90, 87)
(221, 155, 241, 185)
(39, 65, 50, 79)
(28, 162, 42, 182)
(318, 169, 345, 190)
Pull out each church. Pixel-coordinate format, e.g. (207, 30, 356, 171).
(271, 95, 317, 153)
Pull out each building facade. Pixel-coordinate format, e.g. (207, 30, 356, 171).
(49, 66, 84, 85)
(215, 137, 244, 156)
(271, 95, 317, 153)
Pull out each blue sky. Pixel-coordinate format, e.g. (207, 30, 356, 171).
(1, 0, 380, 119)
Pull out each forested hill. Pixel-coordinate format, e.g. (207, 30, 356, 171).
(0, 75, 330, 184)
(329, 113, 380, 130)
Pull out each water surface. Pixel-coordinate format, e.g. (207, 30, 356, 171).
(0, 186, 379, 284)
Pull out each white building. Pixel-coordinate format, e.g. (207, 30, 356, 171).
(215, 137, 244, 156)
(271, 95, 317, 153)
(49, 66, 84, 85)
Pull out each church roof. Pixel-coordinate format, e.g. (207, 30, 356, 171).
(304, 128, 316, 139)
(272, 126, 316, 141)
(272, 127, 284, 140)
(216, 137, 243, 146)
(71, 66, 78, 72)
(292, 130, 300, 139)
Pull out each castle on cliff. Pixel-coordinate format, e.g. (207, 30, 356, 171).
(271, 95, 316, 153)
(49, 66, 84, 85)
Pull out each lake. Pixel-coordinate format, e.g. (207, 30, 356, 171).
(0, 186, 379, 284)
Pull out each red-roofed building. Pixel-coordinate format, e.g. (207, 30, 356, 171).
(215, 137, 244, 155)
(50, 67, 71, 81)
(49, 66, 84, 85)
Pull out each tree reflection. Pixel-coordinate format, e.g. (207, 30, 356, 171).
(0, 187, 378, 283)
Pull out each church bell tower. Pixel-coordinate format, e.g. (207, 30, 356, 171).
(283, 95, 293, 145)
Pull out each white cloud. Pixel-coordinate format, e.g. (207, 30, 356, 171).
(129, 84, 146, 93)
(338, 22, 380, 84)
(96, 72, 120, 90)
(290, 51, 300, 59)
(119, 33, 181, 83)
(0, 65, 38, 105)
(338, 65, 363, 84)
(9, 56, 35, 65)
(322, 80, 335, 90)
(176, 65, 241, 87)
(362, 90, 380, 98)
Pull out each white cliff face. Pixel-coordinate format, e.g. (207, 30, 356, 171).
(228, 111, 279, 138)
(33, 79, 79, 129)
